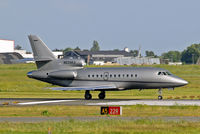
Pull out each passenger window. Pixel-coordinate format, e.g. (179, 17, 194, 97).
(92, 75, 94, 77)
(158, 72, 161, 75)
(123, 74, 125, 77)
(88, 75, 90, 77)
(135, 74, 137, 77)
(118, 74, 120, 77)
(114, 74, 116, 77)
(100, 75, 103, 77)
(110, 74, 112, 77)
(96, 75, 98, 77)
(131, 74, 133, 77)
(127, 74, 129, 77)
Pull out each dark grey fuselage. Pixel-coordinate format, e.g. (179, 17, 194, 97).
(27, 35, 188, 100)
(28, 62, 188, 91)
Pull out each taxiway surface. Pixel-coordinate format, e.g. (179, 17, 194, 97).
(1, 98, 200, 106)
(1, 116, 200, 123)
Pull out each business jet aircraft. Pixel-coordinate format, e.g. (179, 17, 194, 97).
(27, 35, 188, 100)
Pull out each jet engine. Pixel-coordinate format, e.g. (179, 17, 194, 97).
(48, 70, 77, 79)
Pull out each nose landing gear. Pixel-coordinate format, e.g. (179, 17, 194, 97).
(158, 95, 163, 100)
(158, 89, 163, 100)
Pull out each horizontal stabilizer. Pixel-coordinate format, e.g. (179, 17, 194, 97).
(48, 85, 117, 91)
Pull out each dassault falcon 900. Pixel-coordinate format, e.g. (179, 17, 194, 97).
(27, 35, 188, 100)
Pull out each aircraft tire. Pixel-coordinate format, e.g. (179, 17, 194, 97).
(85, 93, 92, 100)
(98, 93, 105, 99)
(158, 95, 163, 100)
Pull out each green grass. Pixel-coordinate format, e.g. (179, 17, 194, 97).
(1, 119, 200, 134)
(1, 105, 200, 117)
(0, 63, 200, 99)
(1, 64, 200, 133)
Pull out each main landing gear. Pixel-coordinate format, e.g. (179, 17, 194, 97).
(84, 91, 106, 100)
(158, 89, 163, 100)
(98, 91, 105, 99)
(85, 90, 92, 100)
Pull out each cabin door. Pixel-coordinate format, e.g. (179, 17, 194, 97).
(103, 72, 109, 81)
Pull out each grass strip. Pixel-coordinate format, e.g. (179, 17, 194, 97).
(0, 105, 200, 117)
(0, 119, 200, 134)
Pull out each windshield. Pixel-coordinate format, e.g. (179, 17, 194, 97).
(157, 71, 172, 76)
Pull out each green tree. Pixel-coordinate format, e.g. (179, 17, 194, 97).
(74, 46, 81, 51)
(161, 51, 182, 62)
(113, 49, 120, 51)
(15, 45, 22, 50)
(130, 50, 139, 57)
(145, 50, 155, 57)
(63, 47, 73, 53)
(181, 44, 200, 64)
(53, 48, 63, 51)
(90, 40, 100, 51)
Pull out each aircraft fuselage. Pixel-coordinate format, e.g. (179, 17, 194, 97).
(28, 67, 188, 90)
(27, 35, 188, 100)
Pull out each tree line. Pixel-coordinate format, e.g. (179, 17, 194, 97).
(53, 40, 100, 53)
(161, 44, 200, 64)
(53, 41, 200, 64)
(33, 40, 200, 64)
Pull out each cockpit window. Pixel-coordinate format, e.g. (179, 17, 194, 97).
(158, 71, 172, 75)
(166, 72, 172, 75)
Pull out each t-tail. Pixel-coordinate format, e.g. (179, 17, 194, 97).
(28, 35, 56, 69)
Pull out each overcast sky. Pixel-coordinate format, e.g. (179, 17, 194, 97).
(0, 0, 200, 55)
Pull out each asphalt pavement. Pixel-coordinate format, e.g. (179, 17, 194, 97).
(1, 98, 200, 106)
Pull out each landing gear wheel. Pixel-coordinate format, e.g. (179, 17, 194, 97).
(158, 89, 163, 100)
(85, 90, 92, 100)
(158, 95, 163, 100)
(85, 94, 92, 100)
(98, 91, 105, 99)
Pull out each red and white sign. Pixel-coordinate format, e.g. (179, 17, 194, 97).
(101, 106, 122, 115)
(109, 106, 122, 115)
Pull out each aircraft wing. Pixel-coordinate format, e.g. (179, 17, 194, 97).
(48, 85, 117, 91)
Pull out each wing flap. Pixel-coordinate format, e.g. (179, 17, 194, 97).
(48, 85, 117, 91)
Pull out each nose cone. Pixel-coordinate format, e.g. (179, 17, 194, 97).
(174, 78, 188, 86)
(179, 79, 188, 85)
(27, 71, 33, 78)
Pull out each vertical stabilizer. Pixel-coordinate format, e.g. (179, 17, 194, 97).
(28, 35, 56, 61)
(28, 35, 56, 69)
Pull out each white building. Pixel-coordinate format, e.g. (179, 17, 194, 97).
(14, 50, 63, 59)
(168, 62, 182, 65)
(115, 57, 160, 65)
(14, 50, 33, 58)
(93, 61, 105, 65)
(52, 51, 63, 59)
(0, 39, 14, 53)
